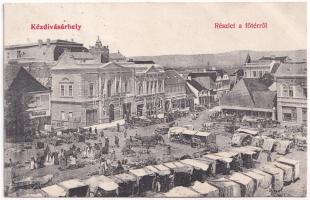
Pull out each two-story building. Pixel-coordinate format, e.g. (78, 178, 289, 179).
(164, 69, 189, 112)
(120, 61, 165, 118)
(51, 51, 135, 128)
(243, 54, 289, 79)
(274, 62, 307, 125)
(206, 69, 230, 99)
(186, 72, 217, 107)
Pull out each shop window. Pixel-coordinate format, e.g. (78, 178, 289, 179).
(282, 106, 297, 122)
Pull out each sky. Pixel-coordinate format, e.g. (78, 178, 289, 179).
(4, 2, 307, 57)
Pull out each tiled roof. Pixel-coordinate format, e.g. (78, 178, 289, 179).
(220, 78, 275, 109)
(8, 67, 49, 93)
(165, 70, 185, 85)
(188, 72, 217, 82)
(186, 76, 215, 92)
(274, 62, 307, 77)
(259, 56, 288, 62)
(110, 52, 126, 60)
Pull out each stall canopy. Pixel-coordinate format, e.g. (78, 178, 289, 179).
(163, 161, 193, 173)
(276, 157, 300, 180)
(208, 177, 241, 197)
(203, 154, 233, 163)
(153, 164, 171, 176)
(190, 181, 219, 197)
(145, 165, 170, 176)
(243, 171, 267, 189)
(251, 169, 272, 189)
(236, 128, 258, 136)
(98, 181, 119, 192)
(168, 127, 186, 138)
(261, 165, 284, 191)
(262, 138, 276, 151)
(129, 168, 155, 178)
(229, 172, 256, 197)
(58, 179, 88, 190)
(215, 151, 240, 158)
(243, 145, 262, 152)
(275, 140, 292, 155)
(232, 147, 256, 155)
(180, 159, 210, 171)
(84, 176, 118, 193)
(273, 162, 294, 183)
(41, 184, 66, 197)
(164, 186, 201, 197)
(112, 173, 136, 184)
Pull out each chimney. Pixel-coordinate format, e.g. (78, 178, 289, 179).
(38, 39, 43, 47)
(46, 38, 51, 46)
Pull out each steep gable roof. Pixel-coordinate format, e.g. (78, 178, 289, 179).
(165, 70, 185, 85)
(274, 62, 307, 77)
(8, 67, 49, 93)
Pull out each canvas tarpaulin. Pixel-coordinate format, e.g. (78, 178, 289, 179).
(251, 169, 272, 189)
(262, 138, 276, 151)
(164, 186, 201, 197)
(261, 165, 284, 192)
(276, 157, 300, 181)
(275, 140, 292, 155)
(273, 162, 294, 183)
(208, 178, 241, 197)
(229, 172, 256, 197)
(190, 181, 219, 197)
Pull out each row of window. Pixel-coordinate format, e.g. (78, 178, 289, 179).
(61, 111, 73, 120)
(138, 81, 163, 95)
(281, 85, 307, 98)
(244, 70, 268, 78)
(282, 106, 307, 122)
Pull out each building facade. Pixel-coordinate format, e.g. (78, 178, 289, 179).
(220, 78, 276, 119)
(243, 54, 288, 79)
(51, 52, 135, 128)
(4, 39, 88, 63)
(121, 61, 166, 118)
(274, 62, 307, 125)
(164, 69, 189, 113)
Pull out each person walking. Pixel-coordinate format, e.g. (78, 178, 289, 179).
(123, 129, 127, 139)
(95, 128, 98, 135)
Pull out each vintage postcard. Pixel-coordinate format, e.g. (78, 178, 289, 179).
(2, 2, 308, 198)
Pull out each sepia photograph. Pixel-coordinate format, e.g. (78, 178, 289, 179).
(2, 2, 308, 198)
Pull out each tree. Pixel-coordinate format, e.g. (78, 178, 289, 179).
(4, 89, 35, 142)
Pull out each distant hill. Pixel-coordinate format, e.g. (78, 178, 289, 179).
(131, 49, 306, 68)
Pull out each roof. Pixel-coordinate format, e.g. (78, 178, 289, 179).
(259, 56, 288, 62)
(229, 172, 254, 186)
(146, 165, 170, 176)
(203, 154, 233, 163)
(274, 62, 307, 77)
(191, 181, 219, 195)
(164, 186, 201, 197)
(188, 72, 217, 82)
(113, 173, 136, 183)
(276, 157, 299, 165)
(261, 165, 283, 175)
(186, 76, 216, 92)
(5, 39, 85, 49)
(58, 179, 88, 190)
(109, 52, 126, 61)
(237, 128, 258, 135)
(180, 159, 210, 171)
(215, 151, 239, 158)
(206, 69, 227, 78)
(41, 184, 66, 197)
(165, 70, 185, 85)
(65, 51, 94, 60)
(129, 168, 155, 177)
(243, 171, 265, 182)
(84, 175, 116, 190)
(273, 162, 293, 171)
(7, 67, 50, 93)
(270, 62, 281, 74)
(220, 78, 276, 110)
(98, 181, 119, 191)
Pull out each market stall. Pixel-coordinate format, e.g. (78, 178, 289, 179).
(251, 169, 273, 189)
(41, 184, 66, 197)
(180, 159, 210, 182)
(129, 168, 155, 194)
(229, 172, 256, 197)
(190, 181, 219, 197)
(273, 162, 294, 184)
(203, 154, 232, 174)
(57, 179, 89, 197)
(111, 173, 137, 197)
(276, 157, 300, 181)
(163, 161, 193, 187)
(84, 175, 119, 197)
(208, 177, 241, 197)
(163, 186, 201, 197)
(260, 165, 284, 192)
